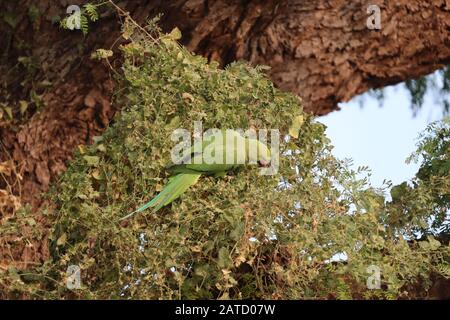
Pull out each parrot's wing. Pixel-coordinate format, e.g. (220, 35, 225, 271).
(170, 130, 246, 173)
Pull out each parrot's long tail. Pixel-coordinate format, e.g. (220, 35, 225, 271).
(120, 173, 202, 220)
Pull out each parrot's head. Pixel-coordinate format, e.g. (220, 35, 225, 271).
(247, 139, 272, 167)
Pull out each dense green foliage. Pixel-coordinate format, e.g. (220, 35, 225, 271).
(389, 119, 450, 237)
(2, 22, 449, 299)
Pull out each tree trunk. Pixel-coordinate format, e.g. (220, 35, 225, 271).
(0, 0, 449, 281)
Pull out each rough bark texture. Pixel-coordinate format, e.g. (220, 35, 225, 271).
(159, 0, 450, 115)
(0, 0, 449, 294)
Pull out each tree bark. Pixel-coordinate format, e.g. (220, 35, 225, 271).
(157, 0, 450, 115)
(0, 0, 449, 274)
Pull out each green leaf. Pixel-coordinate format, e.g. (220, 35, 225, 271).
(83, 155, 100, 166)
(289, 115, 304, 138)
(91, 169, 102, 180)
(84, 4, 99, 22)
(168, 27, 182, 40)
(4, 107, 13, 119)
(56, 233, 67, 246)
(19, 100, 28, 115)
(217, 247, 232, 269)
(96, 144, 107, 153)
(3, 13, 19, 28)
(26, 218, 36, 226)
(427, 236, 441, 251)
(168, 116, 181, 128)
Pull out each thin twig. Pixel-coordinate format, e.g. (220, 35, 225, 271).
(107, 0, 159, 43)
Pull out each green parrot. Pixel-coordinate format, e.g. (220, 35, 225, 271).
(121, 130, 272, 220)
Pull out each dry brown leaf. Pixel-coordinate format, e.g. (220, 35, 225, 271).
(0, 189, 21, 215)
(0, 161, 12, 176)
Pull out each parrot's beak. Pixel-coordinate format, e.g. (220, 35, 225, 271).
(257, 160, 271, 168)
